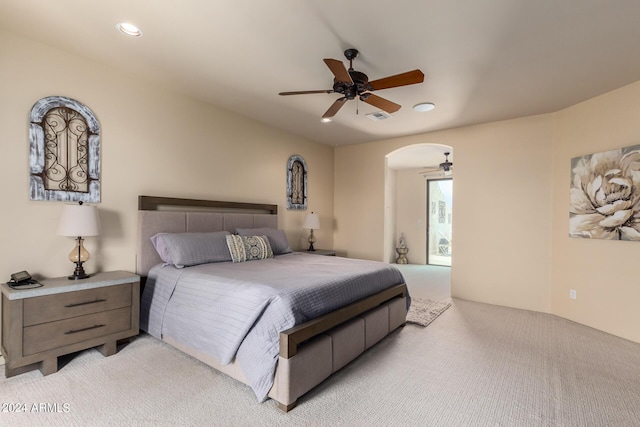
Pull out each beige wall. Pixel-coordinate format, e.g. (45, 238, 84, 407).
(382, 164, 397, 263)
(335, 115, 556, 313)
(394, 169, 428, 265)
(551, 81, 640, 342)
(0, 31, 334, 283)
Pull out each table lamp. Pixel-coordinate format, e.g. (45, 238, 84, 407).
(57, 202, 101, 280)
(302, 212, 320, 251)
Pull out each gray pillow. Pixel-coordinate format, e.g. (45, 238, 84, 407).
(151, 231, 232, 268)
(236, 227, 292, 255)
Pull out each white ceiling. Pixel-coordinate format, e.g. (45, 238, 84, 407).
(2, 0, 640, 151)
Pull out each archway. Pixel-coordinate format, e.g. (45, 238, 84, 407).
(385, 143, 453, 299)
(384, 143, 453, 262)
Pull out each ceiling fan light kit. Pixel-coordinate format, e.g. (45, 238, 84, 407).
(439, 152, 453, 171)
(279, 48, 424, 120)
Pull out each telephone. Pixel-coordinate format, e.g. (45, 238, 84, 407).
(7, 271, 42, 289)
(11, 270, 32, 283)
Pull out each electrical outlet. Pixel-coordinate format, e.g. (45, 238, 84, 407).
(569, 289, 577, 299)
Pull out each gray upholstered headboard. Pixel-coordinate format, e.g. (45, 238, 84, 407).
(137, 196, 278, 276)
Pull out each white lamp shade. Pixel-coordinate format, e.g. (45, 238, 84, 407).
(303, 212, 320, 230)
(57, 204, 101, 237)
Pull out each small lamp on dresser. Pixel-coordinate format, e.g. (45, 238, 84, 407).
(57, 201, 101, 280)
(303, 212, 320, 251)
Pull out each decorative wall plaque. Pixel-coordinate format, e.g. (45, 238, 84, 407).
(29, 96, 101, 202)
(286, 155, 307, 210)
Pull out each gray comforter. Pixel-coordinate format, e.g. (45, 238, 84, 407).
(140, 252, 407, 401)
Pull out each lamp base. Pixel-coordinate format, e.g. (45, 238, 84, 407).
(68, 262, 90, 280)
(307, 229, 317, 252)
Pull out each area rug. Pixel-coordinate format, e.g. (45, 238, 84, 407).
(406, 297, 451, 326)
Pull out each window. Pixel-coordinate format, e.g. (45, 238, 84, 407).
(29, 96, 101, 202)
(427, 178, 453, 266)
(286, 155, 307, 210)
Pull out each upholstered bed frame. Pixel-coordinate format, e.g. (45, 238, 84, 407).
(136, 195, 408, 411)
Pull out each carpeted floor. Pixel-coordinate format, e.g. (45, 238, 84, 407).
(2, 298, 640, 426)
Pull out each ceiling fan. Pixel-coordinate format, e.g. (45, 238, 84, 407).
(279, 48, 424, 120)
(419, 152, 453, 176)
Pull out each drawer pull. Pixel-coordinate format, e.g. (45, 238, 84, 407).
(65, 299, 106, 308)
(64, 324, 105, 335)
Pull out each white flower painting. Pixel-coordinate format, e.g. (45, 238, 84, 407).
(570, 145, 640, 240)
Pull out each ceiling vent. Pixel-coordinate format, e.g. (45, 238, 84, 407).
(366, 111, 392, 121)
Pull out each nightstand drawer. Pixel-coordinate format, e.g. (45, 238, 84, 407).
(23, 283, 132, 326)
(23, 307, 131, 355)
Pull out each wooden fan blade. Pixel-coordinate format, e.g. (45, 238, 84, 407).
(418, 167, 442, 175)
(323, 58, 353, 84)
(322, 97, 348, 118)
(279, 90, 334, 95)
(362, 93, 401, 113)
(369, 69, 424, 91)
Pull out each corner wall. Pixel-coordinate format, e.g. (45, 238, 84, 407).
(551, 80, 640, 342)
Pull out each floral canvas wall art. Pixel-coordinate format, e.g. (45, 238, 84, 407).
(570, 144, 640, 240)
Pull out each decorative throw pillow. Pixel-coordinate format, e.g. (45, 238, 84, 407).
(235, 227, 292, 255)
(226, 235, 274, 263)
(150, 231, 232, 268)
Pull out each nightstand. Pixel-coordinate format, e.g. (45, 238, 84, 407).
(1, 271, 140, 378)
(298, 249, 337, 256)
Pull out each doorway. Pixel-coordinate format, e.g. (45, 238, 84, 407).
(427, 178, 452, 266)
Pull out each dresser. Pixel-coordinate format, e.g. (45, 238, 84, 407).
(1, 271, 140, 378)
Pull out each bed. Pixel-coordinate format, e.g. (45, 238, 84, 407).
(136, 196, 409, 411)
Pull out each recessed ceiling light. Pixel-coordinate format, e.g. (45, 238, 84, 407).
(117, 22, 143, 37)
(413, 102, 435, 112)
(320, 117, 332, 123)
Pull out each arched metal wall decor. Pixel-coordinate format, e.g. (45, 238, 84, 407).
(286, 155, 307, 210)
(29, 96, 101, 202)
